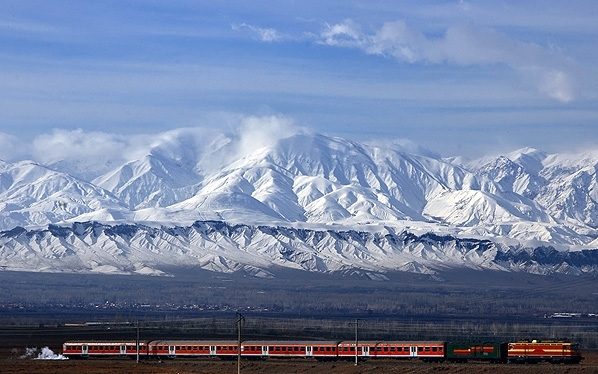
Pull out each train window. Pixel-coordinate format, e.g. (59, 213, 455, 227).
(177, 346, 181, 350)
(193, 346, 197, 351)
(418, 347, 423, 352)
(350, 347, 355, 352)
(326, 347, 331, 352)
(300, 347, 305, 352)
(181, 346, 186, 351)
(269, 346, 274, 351)
(390, 347, 395, 351)
(217, 346, 221, 350)
(357, 347, 362, 352)
(376, 347, 382, 351)
(439, 347, 443, 352)
(294, 347, 298, 351)
(313, 347, 318, 352)
(281, 346, 286, 351)
(432, 347, 437, 352)
(384, 347, 388, 352)
(425, 347, 430, 352)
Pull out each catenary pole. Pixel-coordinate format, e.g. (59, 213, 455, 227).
(136, 320, 140, 364)
(355, 318, 359, 366)
(237, 312, 245, 374)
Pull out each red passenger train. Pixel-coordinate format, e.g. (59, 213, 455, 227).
(62, 338, 583, 364)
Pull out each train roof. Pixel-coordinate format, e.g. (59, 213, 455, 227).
(149, 340, 238, 345)
(63, 341, 145, 345)
(242, 340, 340, 345)
(338, 340, 445, 345)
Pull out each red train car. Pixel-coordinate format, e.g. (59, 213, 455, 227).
(337, 341, 444, 361)
(242, 340, 339, 359)
(507, 340, 583, 364)
(148, 340, 239, 358)
(62, 341, 148, 358)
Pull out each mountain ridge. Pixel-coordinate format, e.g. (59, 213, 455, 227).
(1, 132, 598, 277)
(2, 220, 597, 278)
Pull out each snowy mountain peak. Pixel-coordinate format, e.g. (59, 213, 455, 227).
(1, 132, 598, 277)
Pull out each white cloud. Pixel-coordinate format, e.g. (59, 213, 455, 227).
(320, 19, 365, 48)
(318, 19, 579, 102)
(232, 23, 287, 42)
(536, 69, 574, 103)
(366, 137, 440, 158)
(6, 115, 303, 177)
(228, 114, 301, 162)
(0, 133, 28, 161)
(367, 20, 427, 63)
(31, 129, 132, 166)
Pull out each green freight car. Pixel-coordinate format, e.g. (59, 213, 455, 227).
(446, 342, 507, 363)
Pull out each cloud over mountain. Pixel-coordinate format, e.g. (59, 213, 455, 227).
(318, 19, 577, 102)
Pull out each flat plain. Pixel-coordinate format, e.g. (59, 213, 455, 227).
(1, 352, 597, 374)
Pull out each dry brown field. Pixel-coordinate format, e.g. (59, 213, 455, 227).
(1, 351, 597, 374)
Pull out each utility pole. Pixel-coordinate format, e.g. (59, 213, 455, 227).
(354, 318, 359, 366)
(136, 320, 140, 364)
(236, 312, 245, 374)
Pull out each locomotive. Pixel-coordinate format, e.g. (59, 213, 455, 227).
(62, 338, 583, 364)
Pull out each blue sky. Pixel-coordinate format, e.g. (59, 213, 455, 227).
(1, 1, 597, 162)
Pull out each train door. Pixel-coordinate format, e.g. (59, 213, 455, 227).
(82, 345, 88, 356)
(262, 346, 268, 356)
(169, 346, 176, 356)
(362, 346, 370, 357)
(210, 345, 216, 356)
(306, 346, 313, 357)
(120, 345, 127, 355)
(409, 346, 418, 357)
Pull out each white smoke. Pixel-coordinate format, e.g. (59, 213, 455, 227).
(18, 346, 68, 360)
(35, 347, 69, 360)
(19, 347, 38, 359)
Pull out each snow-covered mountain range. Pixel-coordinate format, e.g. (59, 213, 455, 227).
(1, 132, 598, 277)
